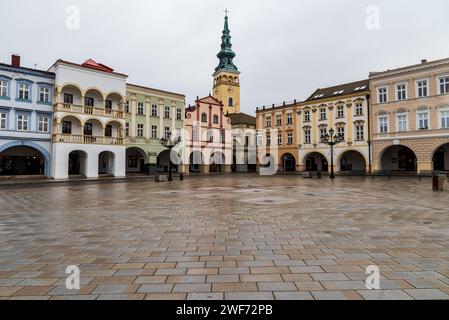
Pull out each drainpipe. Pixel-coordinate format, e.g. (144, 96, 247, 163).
(366, 94, 372, 173)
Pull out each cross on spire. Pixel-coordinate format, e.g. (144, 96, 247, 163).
(224, 8, 229, 17)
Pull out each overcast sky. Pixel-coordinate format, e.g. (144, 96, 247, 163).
(2, 0, 449, 115)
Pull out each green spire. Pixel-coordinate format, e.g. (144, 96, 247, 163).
(215, 13, 238, 72)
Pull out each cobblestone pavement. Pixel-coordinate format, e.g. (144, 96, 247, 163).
(1, 174, 449, 300)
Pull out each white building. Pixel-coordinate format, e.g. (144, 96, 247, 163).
(0, 55, 55, 178)
(49, 59, 128, 179)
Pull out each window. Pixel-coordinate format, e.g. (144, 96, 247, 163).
(105, 125, 112, 137)
(207, 130, 213, 142)
(378, 87, 387, 103)
(18, 83, 30, 100)
(266, 135, 271, 146)
(151, 125, 157, 139)
(201, 113, 207, 123)
(164, 106, 171, 118)
(164, 127, 171, 139)
(151, 105, 158, 117)
(0, 112, 7, 129)
(320, 128, 327, 141)
(228, 97, 233, 107)
(286, 113, 293, 125)
(277, 133, 282, 145)
(38, 86, 50, 103)
(0, 80, 8, 97)
(304, 129, 311, 144)
(85, 97, 94, 107)
(17, 114, 29, 131)
(396, 84, 407, 101)
(337, 106, 344, 118)
(304, 110, 310, 122)
(320, 108, 326, 121)
(417, 80, 428, 98)
(417, 110, 429, 130)
(177, 108, 182, 120)
(125, 101, 129, 113)
(265, 116, 271, 128)
(355, 102, 363, 116)
(137, 102, 144, 115)
(84, 123, 92, 136)
(193, 127, 199, 141)
(64, 93, 73, 104)
(62, 121, 72, 134)
(176, 128, 182, 140)
(355, 125, 364, 141)
(287, 132, 293, 145)
(439, 77, 449, 94)
(105, 100, 112, 110)
(276, 114, 282, 126)
(397, 113, 407, 132)
(213, 115, 219, 124)
(441, 110, 449, 129)
(125, 123, 129, 136)
(38, 115, 50, 132)
(137, 124, 144, 137)
(220, 130, 225, 143)
(378, 115, 388, 133)
(337, 126, 345, 139)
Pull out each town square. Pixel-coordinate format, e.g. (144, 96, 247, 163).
(1, 0, 449, 306)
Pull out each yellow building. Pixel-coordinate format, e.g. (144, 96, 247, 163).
(212, 14, 240, 115)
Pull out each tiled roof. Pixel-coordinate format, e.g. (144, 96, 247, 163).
(228, 112, 256, 126)
(306, 79, 369, 102)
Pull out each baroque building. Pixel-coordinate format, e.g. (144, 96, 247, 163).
(370, 58, 449, 174)
(125, 84, 185, 175)
(0, 55, 55, 178)
(49, 59, 127, 179)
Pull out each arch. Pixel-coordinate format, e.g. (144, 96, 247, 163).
(126, 147, 148, 173)
(338, 150, 367, 173)
(58, 114, 84, 125)
(210, 152, 225, 173)
(157, 149, 181, 173)
(0, 141, 50, 177)
(304, 152, 328, 172)
(98, 151, 115, 176)
(60, 83, 83, 95)
(189, 151, 204, 173)
(68, 150, 88, 177)
(105, 91, 124, 100)
(380, 145, 417, 172)
(280, 153, 296, 172)
(84, 117, 105, 130)
(432, 142, 449, 172)
(84, 87, 105, 106)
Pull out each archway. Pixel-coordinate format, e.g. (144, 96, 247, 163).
(210, 152, 225, 173)
(98, 151, 115, 176)
(304, 152, 328, 172)
(157, 150, 180, 173)
(380, 145, 417, 172)
(189, 151, 203, 173)
(0, 146, 46, 176)
(126, 148, 147, 173)
(339, 150, 367, 173)
(68, 150, 88, 176)
(433, 143, 449, 172)
(281, 153, 296, 172)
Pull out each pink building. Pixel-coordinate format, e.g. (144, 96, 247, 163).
(183, 96, 232, 174)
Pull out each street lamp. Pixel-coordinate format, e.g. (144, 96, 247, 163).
(321, 128, 344, 179)
(160, 134, 181, 181)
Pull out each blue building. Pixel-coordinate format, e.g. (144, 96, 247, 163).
(0, 55, 55, 178)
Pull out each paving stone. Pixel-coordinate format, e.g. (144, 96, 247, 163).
(137, 284, 173, 293)
(173, 284, 211, 293)
(187, 293, 223, 300)
(357, 290, 413, 300)
(258, 282, 296, 291)
(404, 289, 449, 300)
(274, 291, 314, 300)
(225, 292, 274, 300)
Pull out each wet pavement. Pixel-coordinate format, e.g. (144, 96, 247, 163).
(1, 174, 449, 300)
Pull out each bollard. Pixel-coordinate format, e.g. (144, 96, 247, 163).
(180, 173, 184, 181)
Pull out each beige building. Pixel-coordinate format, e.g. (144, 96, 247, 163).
(370, 58, 449, 174)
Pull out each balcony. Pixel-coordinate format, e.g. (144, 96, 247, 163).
(54, 102, 124, 119)
(53, 134, 125, 145)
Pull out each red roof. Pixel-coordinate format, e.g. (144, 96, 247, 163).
(81, 59, 114, 73)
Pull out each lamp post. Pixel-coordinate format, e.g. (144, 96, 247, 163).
(160, 134, 181, 181)
(321, 128, 344, 179)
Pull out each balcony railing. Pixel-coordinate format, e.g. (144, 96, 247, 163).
(54, 103, 124, 119)
(53, 134, 125, 145)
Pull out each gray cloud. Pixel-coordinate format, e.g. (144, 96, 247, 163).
(2, 0, 449, 115)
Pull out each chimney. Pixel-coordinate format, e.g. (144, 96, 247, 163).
(11, 54, 21, 67)
(421, 59, 427, 64)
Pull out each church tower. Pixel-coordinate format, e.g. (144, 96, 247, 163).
(213, 12, 241, 115)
